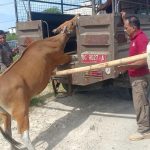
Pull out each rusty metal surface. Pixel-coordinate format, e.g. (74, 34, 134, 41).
(70, 14, 150, 86)
(72, 14, 115, 85)
(16, 13, 150, 87)
(80, 33, 110, 46)
(16, 20, 43, 52)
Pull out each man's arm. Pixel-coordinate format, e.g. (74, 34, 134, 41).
(120, 10, 126, 24)
(117, 59, 147, 72)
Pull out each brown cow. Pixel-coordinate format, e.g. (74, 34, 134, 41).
(53, 14, 80, 34)
(0, 15, 78, 150)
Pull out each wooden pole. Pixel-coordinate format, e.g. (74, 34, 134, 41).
(55, 53, 147, 76)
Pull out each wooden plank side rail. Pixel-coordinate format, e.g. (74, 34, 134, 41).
(55, 53, 147, 76)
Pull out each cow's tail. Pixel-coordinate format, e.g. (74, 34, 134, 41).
(0, 126, 22, 149)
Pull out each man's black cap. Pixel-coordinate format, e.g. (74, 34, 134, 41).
(0, 30, 6, 35)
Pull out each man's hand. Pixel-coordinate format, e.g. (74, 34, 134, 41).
(12, 47, 19, 53)
(120, 10, 126, 23)
(12, 47, 19, 56)
(115, 65, 128, 74)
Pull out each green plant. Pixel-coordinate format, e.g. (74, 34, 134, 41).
(30, 97, 44, 106)
(13, 54, 20, 62)
(6, 33, 17, 41)
(43, 7, 61, 14)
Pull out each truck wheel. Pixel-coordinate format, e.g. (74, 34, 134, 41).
(62, 83, 77, 94)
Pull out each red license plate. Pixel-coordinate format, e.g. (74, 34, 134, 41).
(81, 53, 107, 63)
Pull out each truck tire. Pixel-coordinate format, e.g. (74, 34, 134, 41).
(62, 83, 78, 94)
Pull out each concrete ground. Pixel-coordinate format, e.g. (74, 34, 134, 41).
(0, 85, 150, 150)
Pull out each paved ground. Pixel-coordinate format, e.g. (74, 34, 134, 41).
(0, 85, 150, 150)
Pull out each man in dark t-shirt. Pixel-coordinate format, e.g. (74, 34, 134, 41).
(0, 30, 14, 72)
(97, 0, 112, 13)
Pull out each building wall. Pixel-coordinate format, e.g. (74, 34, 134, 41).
(8, 27, 16, 34)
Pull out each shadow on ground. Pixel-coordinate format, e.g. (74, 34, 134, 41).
(25, 86, 135, 150)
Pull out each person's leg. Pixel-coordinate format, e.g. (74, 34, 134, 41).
(129, 76, 150, 140)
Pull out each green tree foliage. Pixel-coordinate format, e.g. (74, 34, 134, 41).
(43, 7, 61, 14)
(6, 33, 17, 41)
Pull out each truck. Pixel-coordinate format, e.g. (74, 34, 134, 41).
(14, 0, 150, 95)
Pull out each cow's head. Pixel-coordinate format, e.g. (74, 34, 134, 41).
(53, 14, 80, 35)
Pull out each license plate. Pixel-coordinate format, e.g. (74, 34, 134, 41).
(81, 53, 107, 63)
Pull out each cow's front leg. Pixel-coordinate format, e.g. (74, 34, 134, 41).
(12, 99, 35, 150)
(14, 113, 35, 150)
(59, 54, 72, 65)
(21, 130, 35, 150)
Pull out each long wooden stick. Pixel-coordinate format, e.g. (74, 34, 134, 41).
(55, 53, 147, 76)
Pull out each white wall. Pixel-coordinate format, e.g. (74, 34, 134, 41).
(8, 27, 16, 34)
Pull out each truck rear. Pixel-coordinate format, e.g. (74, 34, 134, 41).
(15, 0, 150, 94)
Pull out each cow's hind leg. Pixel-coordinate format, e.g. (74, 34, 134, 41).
(0, 111, 20, 150)
(12, 103, 35, 150)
